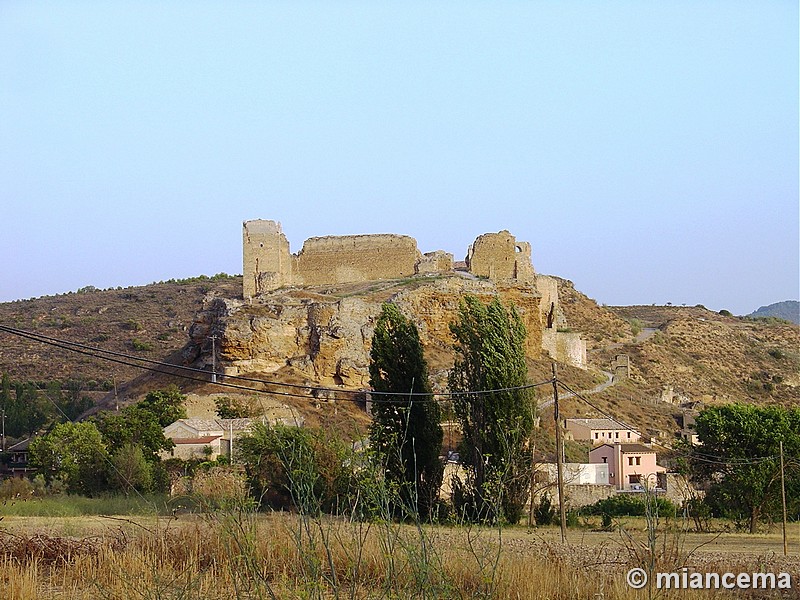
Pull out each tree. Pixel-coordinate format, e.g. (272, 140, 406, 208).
(368, 303, 443, 519)
(237, 423, 352, 513)
(28, 421, 109, 494)
(137, 386, 187, 427)
(691, 403, 800, 533)
(448, 294, 534, 523)
(214, 395, 259, 419)
(110, 442, 153, 495)
(96, 386, 186, 461)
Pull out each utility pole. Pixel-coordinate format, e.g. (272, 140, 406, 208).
(1, 409, 5, 452)
(780, 440, 788, 556)
(528, 437, 537, 528)
(210, 334, 218, 384)
(552, 363, 567, 543)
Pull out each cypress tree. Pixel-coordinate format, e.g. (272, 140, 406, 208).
(369, 303, 443, 519)
(448, 294, 534, 523)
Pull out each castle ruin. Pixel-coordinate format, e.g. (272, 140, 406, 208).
(243, 220, 540, 297)
(242, 219, 586, 369)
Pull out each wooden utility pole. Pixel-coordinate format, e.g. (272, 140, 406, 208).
(780, 441, 788, 556)
(528, 437, 537, 528)
(210, 334, 218, 383)
(552, 363, 567, 543)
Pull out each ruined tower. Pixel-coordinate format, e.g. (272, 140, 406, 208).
(242, 220, 292, 299)
(464, 230, 536, 284)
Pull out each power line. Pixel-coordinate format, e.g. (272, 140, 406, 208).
(554, 379, 781, 467)
(0, 324, 553, 404)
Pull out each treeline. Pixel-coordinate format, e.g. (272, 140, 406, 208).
(0, 373, 97, 440)
(16, 294, 539, 526)
(24, 387, 187, 495)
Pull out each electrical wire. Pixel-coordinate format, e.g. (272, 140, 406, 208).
(0, 324, 553, 404)
(554, 379, 784, 466)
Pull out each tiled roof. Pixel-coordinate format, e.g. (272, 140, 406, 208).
(566, 418, 639, 433)
(179, 418, 225, 431)
(618, 443, 656, 454)
(173, 436, 222, 445)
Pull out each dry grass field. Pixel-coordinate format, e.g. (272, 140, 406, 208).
(1, 513, 797, 599)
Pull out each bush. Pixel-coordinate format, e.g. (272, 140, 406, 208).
(131, 338, 153, 351)
(122, 319, 142, 331)
(533, 492, 556, 525)
(627, 318, 644, 337)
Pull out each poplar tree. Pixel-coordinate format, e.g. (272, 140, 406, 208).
(369, 303, 443, 519)
(448, 294, 534, 523)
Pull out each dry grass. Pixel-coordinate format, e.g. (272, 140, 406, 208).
(1, 514, 797, 599)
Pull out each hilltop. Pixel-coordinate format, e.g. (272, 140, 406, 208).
(748, 300, 800, 325)
(0, 275, 797, 443)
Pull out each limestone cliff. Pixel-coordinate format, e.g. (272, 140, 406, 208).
(186, 275, 553, 390)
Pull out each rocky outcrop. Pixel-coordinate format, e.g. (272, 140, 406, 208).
(187, 275, 551, 389)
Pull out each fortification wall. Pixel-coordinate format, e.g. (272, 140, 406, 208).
(291, 234, 418, 287)
(542, 330, 587, 369)
(241, 220, 587, 370)
(243, 220, 292, 298)
(465, 230, 535, 284)
(416, 250, 454, 274)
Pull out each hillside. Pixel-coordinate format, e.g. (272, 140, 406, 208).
(0, 276, 241, 389)
(748, 300, 800, 325)
(0, 275, 797, 445)
(608, 305, 800, 405)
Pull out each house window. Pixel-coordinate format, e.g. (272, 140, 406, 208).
(636, 457, 641, 466)
(628, 457, 634, 466)
(627, 432, 631, 438)
(602, 457, 607, 463)
(615, 432, 619, 438)
(595, 433, 599, 439)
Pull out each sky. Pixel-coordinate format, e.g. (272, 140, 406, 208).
(1, 2, 797, 315)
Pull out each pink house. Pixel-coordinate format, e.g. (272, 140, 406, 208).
(589, 443, 666, 491)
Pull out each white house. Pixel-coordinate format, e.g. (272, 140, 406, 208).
(538, 462, 609, 486)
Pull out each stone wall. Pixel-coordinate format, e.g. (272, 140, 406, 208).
(416, 250, 454, 274)
(243, 220, 292, 298)
(542, 330, 587, 369)
(292, 234, 418, 287)
(465, 230, 536, 284)
(240, 221, 587, 370)
(244, 222, 540, 297)
(539, 473, 691, 510)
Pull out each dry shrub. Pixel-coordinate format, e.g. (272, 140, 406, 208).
(0, 478, 35, 500)
(2, 513, 789, 599)
(180, 466, 251, 510)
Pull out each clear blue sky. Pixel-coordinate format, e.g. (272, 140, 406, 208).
(1, 2, 797, 315)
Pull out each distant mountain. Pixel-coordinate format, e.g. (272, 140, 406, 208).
(748, 300, 800, 325)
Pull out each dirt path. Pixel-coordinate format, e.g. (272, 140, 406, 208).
(538, 369, 615, 409)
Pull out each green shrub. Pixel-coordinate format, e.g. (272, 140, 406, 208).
(122, 319, 142, 331)
(768, 348, 786, 360)
(131, 338, 153, 351)
(533, 492, 556, 526)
